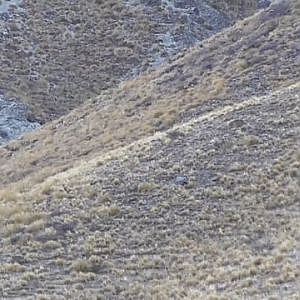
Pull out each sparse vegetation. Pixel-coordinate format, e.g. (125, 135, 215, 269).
(0, 0, 298, 190)
(0, 0, 240, 123)
(0, 0, 299, 299)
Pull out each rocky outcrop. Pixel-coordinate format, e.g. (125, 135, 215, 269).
(0, 95, 40, 146)
(126, 0, 232, 67)
(0, 0, 41, 145)
(0, 0, 23, 14)
(208, 0, 258, 18)
(258, 0, 272, 9)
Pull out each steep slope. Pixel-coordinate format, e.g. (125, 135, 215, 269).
(0, 83, 299, 298)
(0, 1, 299, 298)
(0, 0, 255, 122)
(0, 0, 298, 189)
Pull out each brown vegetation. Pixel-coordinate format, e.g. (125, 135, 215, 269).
(0, 0, 299, 298)
(0, 0, 298, 191)
(0, 82, 299, 298)
(0, 0, 241, 122)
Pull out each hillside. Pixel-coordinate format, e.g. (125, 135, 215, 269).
(0, 0, 256, 123)
(0, 0, 298, 189)
(0, 0, 299, 298)
(0, 82, 299, 298)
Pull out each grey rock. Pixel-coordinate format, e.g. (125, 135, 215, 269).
(258, 0, 271, 9)
(228, 119, 246, 128)
(175, 175, 189, 186)
(125, 0, 231, 70)
(0, 94, 40, 146)
(0, 0, 23, 14)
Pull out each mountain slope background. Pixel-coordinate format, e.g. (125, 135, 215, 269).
(0, 0, 298, 190)
(0, 81, 299, 299)
(0, 0, 299, 299)
(0, 0, 264, 122)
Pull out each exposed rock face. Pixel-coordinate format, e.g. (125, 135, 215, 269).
(0, 0, 41, 146)
(0, 95, 40, 146)
(127, 0, 231, 49)
(0, 0, 23, 14)
(124, 0, 232, 70)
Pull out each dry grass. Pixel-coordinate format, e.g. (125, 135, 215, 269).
(0, 0, 243, 123)
(0, 1, 299, 298)
(0, 80, 298, 297)
(0, 0, 298, 193)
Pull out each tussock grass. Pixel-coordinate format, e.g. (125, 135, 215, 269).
(0, 1, 299, 298)
(0, 0, 245, 123)
(0, 0, 298, 192)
